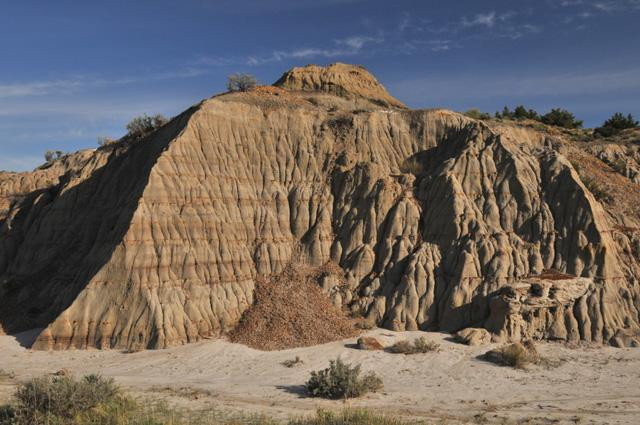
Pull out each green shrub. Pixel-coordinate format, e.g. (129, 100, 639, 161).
(227, 73, 258, 92)
(594, 112, 639, 137)
(388, 337, 440, 354)
(540, 108, 583, 129)
(495, 105, 540, 121)
(305, 358, 383, 399)
(513, 105, 540, 121)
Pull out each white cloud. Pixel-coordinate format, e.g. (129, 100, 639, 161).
(245, 34, 382, 65)
(0, 79, 87, 99)
(462, 12, 497, 28)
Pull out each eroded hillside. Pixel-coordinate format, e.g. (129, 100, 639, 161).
(1, 63, 638, 350)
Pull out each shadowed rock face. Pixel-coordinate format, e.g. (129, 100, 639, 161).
(1, 63, 639, 349)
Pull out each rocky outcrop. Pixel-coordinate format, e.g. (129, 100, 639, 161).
(274, 62, 406, 109)
(0, 63, 639, 350)
(485, 276, 592, 343)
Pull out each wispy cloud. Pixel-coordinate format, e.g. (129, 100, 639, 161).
(0, 67, 211, 100)
(462, 12, 497, 28)
(0, 79, 87, 98)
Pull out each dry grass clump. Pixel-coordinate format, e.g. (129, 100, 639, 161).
(387, 337, 440, 354)
(482, 341, 541, 369)
(289, 409, 421, 425)
(399, 157, 424, 175)
(305, 358, 383, 399)
(4, 374, 120, 424)
(282, 356, 304, 368)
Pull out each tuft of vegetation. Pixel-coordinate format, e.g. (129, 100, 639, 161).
(482, 341, 541, 369)
(227, 73, 258, 92)
(97, 136, 116, 147)
(12, 374, 118, 424)
(282, 356, 304, 368)
(0, 405, 15, 425)
(289, 409, 421, 425)
(399, 157, 424, 175)
(581, 176, 613, 204)
(125, 114, 168, 140)
(464, 108, 491, 120)
(594, 112, 639, 137)
(387, 337, 440, 354)
(305, 358, 383, 399)
(44, 150, 64, 163)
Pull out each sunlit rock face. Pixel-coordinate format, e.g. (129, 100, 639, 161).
(1, 63, 638, 350)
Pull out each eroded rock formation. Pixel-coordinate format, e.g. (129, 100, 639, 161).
(1, 63, 639, 350)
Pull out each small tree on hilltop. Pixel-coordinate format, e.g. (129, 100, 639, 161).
(541, 108, 583, 129)
(44, 150, 64, 163)
(125, 114, 168, 140)
(227, 73, 258, 92)
(594, 112, 639, 137)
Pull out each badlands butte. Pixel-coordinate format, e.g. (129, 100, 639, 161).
(1, 62, 640, 352)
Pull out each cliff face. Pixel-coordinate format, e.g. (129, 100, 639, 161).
(1, 63, 639, 349)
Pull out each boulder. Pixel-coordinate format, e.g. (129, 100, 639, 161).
(455, 328, 492, 346)
(357, 337, 385, 350)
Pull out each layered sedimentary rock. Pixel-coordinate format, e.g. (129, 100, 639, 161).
(0, 63, 639, 350)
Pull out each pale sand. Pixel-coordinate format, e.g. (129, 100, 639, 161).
(1, 329, 639, 424)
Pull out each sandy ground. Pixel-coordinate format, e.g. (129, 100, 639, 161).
(1, 329, 640, 424)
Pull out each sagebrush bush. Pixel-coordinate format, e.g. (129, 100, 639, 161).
(305, 358, 383, 399)
(483, 341, 540, 369)
(412, 336, 440, 353)
(12, 374, 118, 424)
(388, 337, 440, 354)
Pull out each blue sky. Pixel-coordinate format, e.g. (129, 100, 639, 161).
(1, 0, 639, 171)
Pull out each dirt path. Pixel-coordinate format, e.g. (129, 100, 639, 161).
(1, 329, 639, 424)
